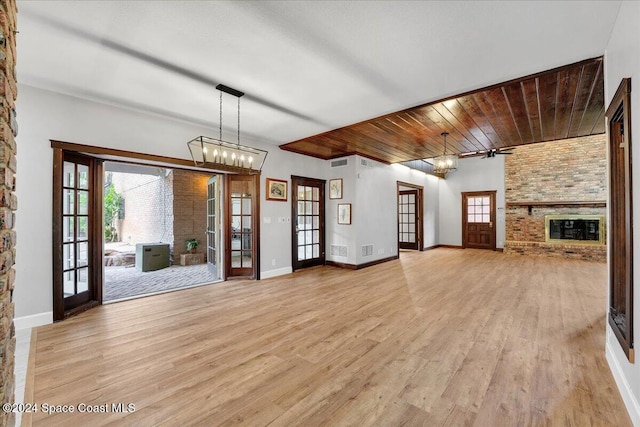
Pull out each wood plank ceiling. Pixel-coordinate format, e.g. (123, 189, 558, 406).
(279, 57, 605, 164)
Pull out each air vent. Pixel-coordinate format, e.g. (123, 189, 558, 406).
(330, 245, 348, 257)
(361, 244, 374, 257)
(331, 159, 348, 167)
(360, 158, 370, 167)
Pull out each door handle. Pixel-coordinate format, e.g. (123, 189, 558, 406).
(489, 221, 493, 228)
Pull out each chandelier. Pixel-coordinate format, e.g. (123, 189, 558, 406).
(187, 84, 267, 171)
(433, 132, 458, 174)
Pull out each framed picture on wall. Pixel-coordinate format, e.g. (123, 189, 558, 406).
(338, 203, 351, 225)
(329, 178, 343, 199)
(266, 178, 288, 201)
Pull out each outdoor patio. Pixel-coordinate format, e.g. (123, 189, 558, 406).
(104, 263, 220, 301)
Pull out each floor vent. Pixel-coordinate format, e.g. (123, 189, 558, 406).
(331, 158, 348, 167)
(330, 245, 348, 257)
(361, 244, 374, 257)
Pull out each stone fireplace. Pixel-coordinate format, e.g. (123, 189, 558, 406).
(504, 135, 607, 262)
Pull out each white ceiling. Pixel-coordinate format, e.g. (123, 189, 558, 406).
(16, 1, 621, 148)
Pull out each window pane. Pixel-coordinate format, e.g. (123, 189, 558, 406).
(64, 189, 75, 215)
(313, 230, 319, 244)
(313, 244, 319, 258)
(313, 216, 319, 229)
(312, 202, 319, 215)
(242, 216, 251, 230)
(409, 234, 416, 243)
(483, 214, 490, 223)
(242, 198, 251, 213)
(232, 199, 241, 215)
(78, 164, 89, 189)
(305, 201, 312, 214)
(77, 217, 88, 240)
(408, 204, 415, 214)
(297, 186, 305, 200)
(306, 245, 313, 260)
(63, 271, 75, 296)
(305, 216, 313, 228)
(468, 214, 474, 223)
(77, 242, 88, 267)
(241, 233, 251, 250)
(63, 217, 74, 242)
(402, 224, 408, 233)
(78, 191, 89, 215)
(482, 197, 490, 205)
(298, 246, 305, 261)
(475, 214, 483, 223)
(483, 205, 490, 214)
(63, 243, 74, 270)
(305, 230, 312, 244)
(242, 251, 252, 268)
(231, 251, 241, 267)
(298, 230, 305, 245)
(409, 224, 415, 233)
(305, 187, 312, 200)
(408, 194, 415, 203)
(298, 201, 305, 215)
(468, 206, 475, 214)
(63, 162, 75, 187)
(77, 268, 89, 293)
(231, 233, 241, 250)
(312, 187, 319, 201)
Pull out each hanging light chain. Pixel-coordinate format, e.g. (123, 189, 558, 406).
(237, 96, 241, 147)
(219, 91, 223, 141)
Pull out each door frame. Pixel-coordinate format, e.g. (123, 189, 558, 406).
(396, 181, 424, 251)
(52, 149, 103, 321)
(291, 175, 326, 271)
(461, 190, 496, 250)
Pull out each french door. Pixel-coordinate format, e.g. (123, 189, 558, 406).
(291, 176, 325, 271)
(226, 174, 259, 279)
(206, 175, 220, 278)
(53, 150, 102, 320)
(462, 191, 496, 250)
(398, 190, 419, 250)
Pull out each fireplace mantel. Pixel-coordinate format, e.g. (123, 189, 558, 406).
(506, 200, 607, 215)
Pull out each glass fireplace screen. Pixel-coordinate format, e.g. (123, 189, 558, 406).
(545, 215, 605, 245)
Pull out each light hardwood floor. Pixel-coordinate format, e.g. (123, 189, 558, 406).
(24, 249, 630, 426)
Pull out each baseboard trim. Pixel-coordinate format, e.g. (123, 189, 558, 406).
(435, 244, 465, 249)
(260, 267, 293, 279)
(606, 338, 640, 426)
(326, 255, 399, 271)
(14, 312, 53, 330)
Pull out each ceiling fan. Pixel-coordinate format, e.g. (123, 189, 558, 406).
(481, 148, 515, 159)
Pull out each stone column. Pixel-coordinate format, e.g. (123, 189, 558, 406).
(0, 1, 17, 426)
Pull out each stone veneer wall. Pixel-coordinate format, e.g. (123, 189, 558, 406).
(172, 170, 209, 259)
(504, 134, 607, 262)
(0, 1, 17, 426)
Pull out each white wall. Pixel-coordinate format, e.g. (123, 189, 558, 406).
(604, 2, 640, 425)
(438, 156, 506, 248)
(353, 160, 439, 265)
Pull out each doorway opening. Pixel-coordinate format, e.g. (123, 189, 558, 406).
(291, 176, 326, 271)
(102, 161, 222, 302)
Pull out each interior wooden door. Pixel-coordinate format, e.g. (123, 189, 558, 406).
(53, 150, 103, 320)
(291, 176, 325, 271)
(462, 191, 496, 250)
(398, 190, 419, 250)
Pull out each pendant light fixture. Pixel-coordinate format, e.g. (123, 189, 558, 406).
(433, 132, 458, 175)
(187, 84, 267, 171)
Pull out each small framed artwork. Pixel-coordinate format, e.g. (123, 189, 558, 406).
(266, 178, 288, 201)
(329, 178, 343, 199)
(338, 203, 351, 225)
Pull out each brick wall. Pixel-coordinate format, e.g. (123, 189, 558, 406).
(0, 1, 17, 426)
(172, 170, 210, 258)
(504, 135, 607, 262)
(111, 171, 174, 249)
